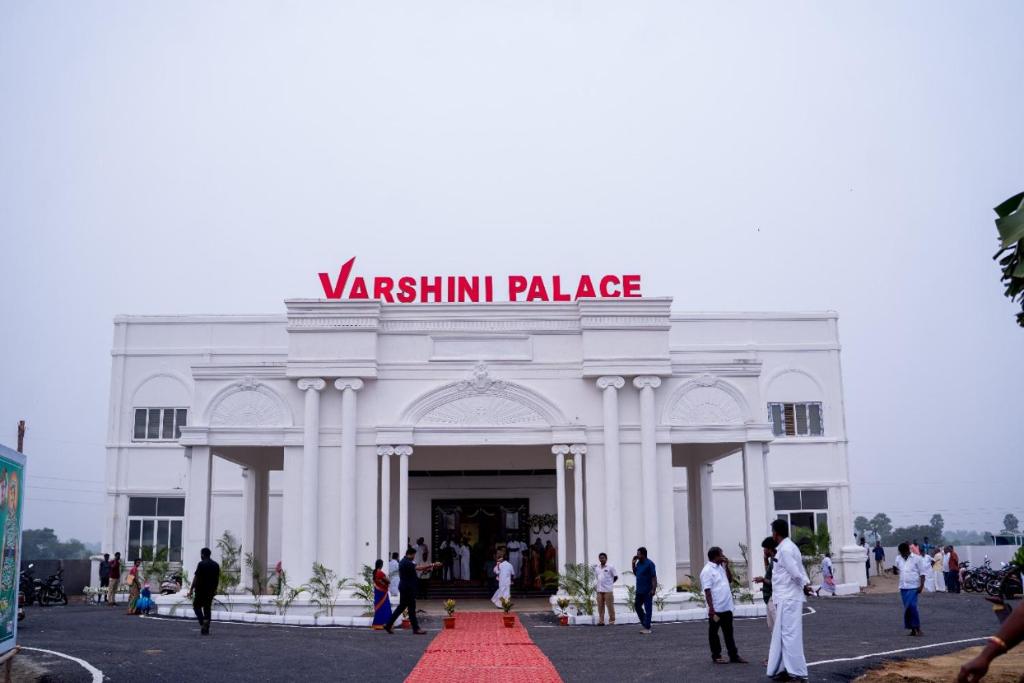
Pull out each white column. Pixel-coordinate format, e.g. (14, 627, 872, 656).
(377, 446, 395, 560)
(633, 376, 661, 564)
(741, 442, 770, 588)
(552, 444, 569, 574)
(570, 444, 587, 565)
(334, 378, 364, 579)
(396, 445, 412, 555)
(253, 465, 270, 575)
(686, 460, 714, 574)
(656, 444, 676, 584)
(184, 446, 213, 572)
(241, 467, 255, 590)
(596, 376, 624, 569)
(297, 378, 325, 575)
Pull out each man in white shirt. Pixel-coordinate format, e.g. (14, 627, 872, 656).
(894, 542, 927, 636)
(506, 535, 525, 583)
(593, 552, 618, 626)
(491, 551, 515, 608)
(700, 547, 746, 664)
(767, 519, 813, 682)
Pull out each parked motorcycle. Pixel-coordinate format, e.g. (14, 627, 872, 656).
(985, 563, 1023, 599)
(19, 564, 42, 606)
(17, 591, 25, 622)
(38, 567, 68, 606)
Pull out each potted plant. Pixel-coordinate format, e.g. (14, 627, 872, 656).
(443, 599, 457, 629)
(556, 597, 570, 626)
(500, 597, 515, 627)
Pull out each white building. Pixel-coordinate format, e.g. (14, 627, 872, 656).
(104, 298, 865, 591)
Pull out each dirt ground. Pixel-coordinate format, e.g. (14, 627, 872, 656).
(856, 645, 1024, 683)
(864, 570, 900, 594)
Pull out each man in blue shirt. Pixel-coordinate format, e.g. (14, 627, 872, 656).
(384, 548, 440, 635)
(631, 546, 657, 634)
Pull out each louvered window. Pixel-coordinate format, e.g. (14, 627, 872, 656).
(767, 402, 823, 436)
(133, 408, 188, 441)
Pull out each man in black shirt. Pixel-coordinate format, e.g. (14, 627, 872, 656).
(384, 548, 439, 634)
(188, 547, 220, 635)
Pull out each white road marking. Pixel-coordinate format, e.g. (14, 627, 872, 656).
(21, 646, 104, 683)
(807, 636, 988, 666)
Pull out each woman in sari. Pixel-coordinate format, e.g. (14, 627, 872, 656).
(371, 559, 392, 630)
(126, 559, 143, 614)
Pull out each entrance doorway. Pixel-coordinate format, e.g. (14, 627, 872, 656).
(432, 498, 528, 585)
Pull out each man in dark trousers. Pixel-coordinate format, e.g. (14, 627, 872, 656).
(98, 553, 111, 603)
(700, 546, 747, 664)
(631, 546, 657, 635)
(188, 547, 220, 636)
(384, 547, 439, 635)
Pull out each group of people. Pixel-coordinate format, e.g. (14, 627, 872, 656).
(97, 552, 154, 615)
(435, 533, 557, 589)
(590, 519, 814, 680)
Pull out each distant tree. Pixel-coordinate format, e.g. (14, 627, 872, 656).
(930, 514, 945, 535)
(854, 516, 870, 536)
(869, 513, 893, 541)
(888, 523, 944, 547)
(1004, 513, 1020, 533)
(991, 192, 1024, 327)
(21, 528, 94, 560)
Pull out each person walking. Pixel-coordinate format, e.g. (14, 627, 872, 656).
(371, 559, 392, 630)
(188, 547, 221, 636)
(818, 552, 836, 596)
(631, 547, 657, 635)
(107, 552, 122, 606)
(383, 548, 439, 635)
(873, 541, 886, 576)
(894, 542, 927, 636)
(415, 538, 432, 598)
(491, 551, 514, 608)
(126, 559, 143, 614)
(861, 538, 871, 584)
(594, 552, 618, 626)
(701, 547, 747, 664)
(98, 553, 111, 603)
(948, 545, 961, 593)
(766, 519, 813, 683)
(753, 537, 777, 632)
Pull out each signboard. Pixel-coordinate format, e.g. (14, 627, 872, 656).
(0, 444, 24, 656)
(318, 257, 642, 303)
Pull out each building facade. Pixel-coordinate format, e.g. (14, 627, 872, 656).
(104, 298, 865, 589)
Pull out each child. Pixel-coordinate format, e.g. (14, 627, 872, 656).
(135, 583, 154, 615)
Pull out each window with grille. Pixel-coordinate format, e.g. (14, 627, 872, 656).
(127, 496, 185, 562)
(767, 402, 823, 436)
(132, 408, 187, 441)
(774, 489, 829, 535)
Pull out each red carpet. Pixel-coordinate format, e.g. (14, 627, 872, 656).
(405, 612, 562, 682)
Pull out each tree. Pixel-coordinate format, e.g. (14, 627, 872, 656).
(869, 513, 893, 541)
(21, 528, 94, 560)
(930, 514, 945, 535)
(992, 192, 1024, 327)
(854, 516, 870, 536)
(1004, 513, 1020, 534)
(889, 524, 944, 547)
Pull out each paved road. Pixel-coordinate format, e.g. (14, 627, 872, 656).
(13, 591, 1005, 681)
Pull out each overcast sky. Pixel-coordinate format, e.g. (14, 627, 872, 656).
(2, 2, 1022, 543)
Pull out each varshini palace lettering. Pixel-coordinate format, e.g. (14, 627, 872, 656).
(319, 257, 642, 303)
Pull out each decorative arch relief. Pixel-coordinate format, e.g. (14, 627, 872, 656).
(666, 376, 747, 426)
(407, 362, 562, 428)
(420, 394, 547, 427)
(209, 377, 290, 427)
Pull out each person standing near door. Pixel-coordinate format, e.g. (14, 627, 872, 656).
(594, 552, 618, 626)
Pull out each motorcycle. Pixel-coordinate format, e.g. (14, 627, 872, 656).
(159, 572, 182, 595)
(17, 591, 25, 622)
(38, 567, 68, 606)
(19, 564, 43, 606)
(985, 563, 1023, 599)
